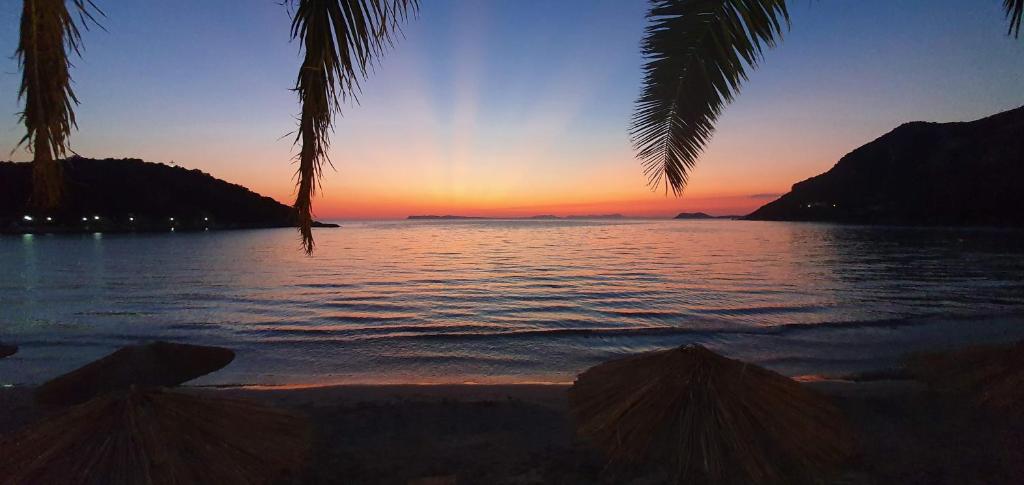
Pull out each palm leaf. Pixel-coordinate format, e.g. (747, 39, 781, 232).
(290, 0, 417, 254)
(632, 0, 788, 195)
(16, 0, 102, 208)
(1007, 0, 1024, 37)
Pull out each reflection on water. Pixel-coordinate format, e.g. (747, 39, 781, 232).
(2, 220, 1023, 385)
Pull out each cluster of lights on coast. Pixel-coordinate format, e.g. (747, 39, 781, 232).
(20, 214, 212, 232)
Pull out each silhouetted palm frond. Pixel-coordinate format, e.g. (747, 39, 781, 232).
(632, 0, 789, 196)
(1007, 0, 1024, 37)
(290, 0, 417, 254)
(16, 0, 102, 208)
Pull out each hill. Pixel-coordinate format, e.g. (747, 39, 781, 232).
(1, 157, 334, 233)
(674, 212, 714, 219)
(746, 106, 1024, 226)
(407, 215, 487, 220)
(565, 214, 624, 220)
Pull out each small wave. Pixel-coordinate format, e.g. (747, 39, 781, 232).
(370, 353, 533, 367)
(479, 304, 580, 315)
(244, 325, 724, 346)
(771, 315, 938, 333)
(322, 313, 417, 323)
(692, 305, 824, 316)
(242, 323, 496, 336)
(73, 310, 155, 316)
(365, 325, 741, 341)
(294, 282, 359, 289)
(598, 309, 683, 319)
(321, 302, 420, 313)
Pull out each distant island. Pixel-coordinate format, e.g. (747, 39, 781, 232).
(674, 212, 714, 219)
(673, 212, 742, 220)
(0, 157, 338, 234)
(407, 215, 488, 220)
(566, 214, 624, 220)
(746, 106, 1024, 226)
(408, 214, 625, 220)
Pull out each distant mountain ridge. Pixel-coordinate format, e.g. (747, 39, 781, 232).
(407, 215, 487, 220)
(0, 157, 335, 233)
(747, 106, 1024, 226)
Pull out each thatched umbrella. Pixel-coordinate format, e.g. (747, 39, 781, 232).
(35, 341, 235, 406)
(904, 340, 1024, 419)
(0, 343, 16, 359)
(568, 345, 855, 485)
(0, 388, 309, 484)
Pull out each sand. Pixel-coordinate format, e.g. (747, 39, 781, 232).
(1, 381, 1021, 484)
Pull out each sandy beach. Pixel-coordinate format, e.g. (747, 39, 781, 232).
(2, 380, 1020, 484)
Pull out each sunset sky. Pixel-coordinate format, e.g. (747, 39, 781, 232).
(1, 0, 1023, 219)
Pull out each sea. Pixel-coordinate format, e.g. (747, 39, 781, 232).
(2, 219, 1023, 387)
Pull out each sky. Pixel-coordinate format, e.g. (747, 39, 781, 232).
(1, 0, 1022, 219)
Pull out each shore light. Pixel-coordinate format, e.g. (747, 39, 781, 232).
(129, 217, 135, 222)
(169, 217, 175, 222)
(22, 215, 33, 222)
(203, 217, 209, 222)
(46, 217, 53, 222)
(82, 217, 88, 222)
(93, 215, 100, 220)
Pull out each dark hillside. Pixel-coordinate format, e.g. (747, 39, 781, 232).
(0, 157, 313, 233)
(747, 107, 1024, 226)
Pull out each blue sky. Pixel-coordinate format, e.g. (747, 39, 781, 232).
(1, 0, 1022, 217)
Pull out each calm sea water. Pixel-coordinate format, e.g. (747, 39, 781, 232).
(2, 220, 1024, 386)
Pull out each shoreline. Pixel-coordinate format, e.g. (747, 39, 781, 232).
(7, 311, 1024, 389)
(1, 220, 340, 236)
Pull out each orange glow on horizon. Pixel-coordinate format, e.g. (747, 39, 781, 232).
(242, 143, 802, 220)
(283, 192, 777, 220)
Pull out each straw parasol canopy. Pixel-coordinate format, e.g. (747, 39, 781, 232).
(35, 341, 235, 406)
(568, 345, 855, 485)
(904, 340, 1024, 419)
(0, 343, 16, 359)
(0, 388, 310, 484)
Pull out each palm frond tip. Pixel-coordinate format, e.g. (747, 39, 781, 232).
(290, 0, 418, 254)
(632, 0, 789, 196)
(16, 0, 103, 208)
(1007, 0, 1024, 37)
